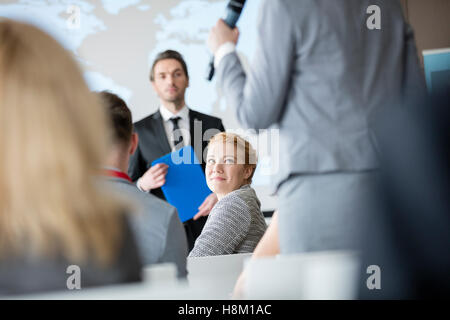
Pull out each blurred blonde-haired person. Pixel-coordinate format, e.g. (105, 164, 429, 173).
(189, 133, 267, 257)
(0, 20, 142, 295)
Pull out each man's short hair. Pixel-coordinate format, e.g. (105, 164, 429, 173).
(99, 91, 133, 146)
(150, 50, 189, 82)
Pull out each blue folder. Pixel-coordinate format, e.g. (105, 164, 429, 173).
(152, 146, 212, 222)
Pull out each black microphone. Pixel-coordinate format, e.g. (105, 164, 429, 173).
(206, 0, 246, 81)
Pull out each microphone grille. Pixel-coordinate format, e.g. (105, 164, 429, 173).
(228, 0, 246, 13)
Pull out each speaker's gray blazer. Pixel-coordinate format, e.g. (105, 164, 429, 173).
(216, 0, 425, 189)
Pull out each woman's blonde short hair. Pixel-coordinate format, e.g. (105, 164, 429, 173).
(0, 20, 124, 265)
(208, 132, 258, 184)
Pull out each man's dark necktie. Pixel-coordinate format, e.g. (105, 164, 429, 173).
(169, 116, 184, 150)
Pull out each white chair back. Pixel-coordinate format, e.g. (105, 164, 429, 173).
(187, 253, 252, 299)
(245, 251, 360, 300)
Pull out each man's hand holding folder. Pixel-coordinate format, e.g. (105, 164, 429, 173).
(138, 163, 168, 192)
(151, 146, 217, 222)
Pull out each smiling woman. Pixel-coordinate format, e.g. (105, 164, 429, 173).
(189, 133, 267, 257)
(205, 132, 257, 200)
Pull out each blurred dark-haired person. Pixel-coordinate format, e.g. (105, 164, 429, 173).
(128, 49, 226, 250)
(358, 91, 450, 299)
(98, 91, 188, 278)
(0, 20, 142, 296)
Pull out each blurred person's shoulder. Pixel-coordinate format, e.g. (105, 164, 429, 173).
(133, 110, 161, 131)
(105, 177, 177, 220)
(189, 108, 223, 125)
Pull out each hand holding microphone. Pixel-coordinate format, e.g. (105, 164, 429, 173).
(206, 0, 246, 81)
(208, 19, 240, 55)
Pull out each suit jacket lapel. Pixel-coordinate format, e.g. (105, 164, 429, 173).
(189, 109, 204, 165)
(154, 110, 172, 154)
(189, 109, 196, 148)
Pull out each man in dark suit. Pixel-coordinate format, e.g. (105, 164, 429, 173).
(129, 50, 225, 251)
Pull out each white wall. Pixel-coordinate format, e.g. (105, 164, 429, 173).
(0, 0, 278, 211)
